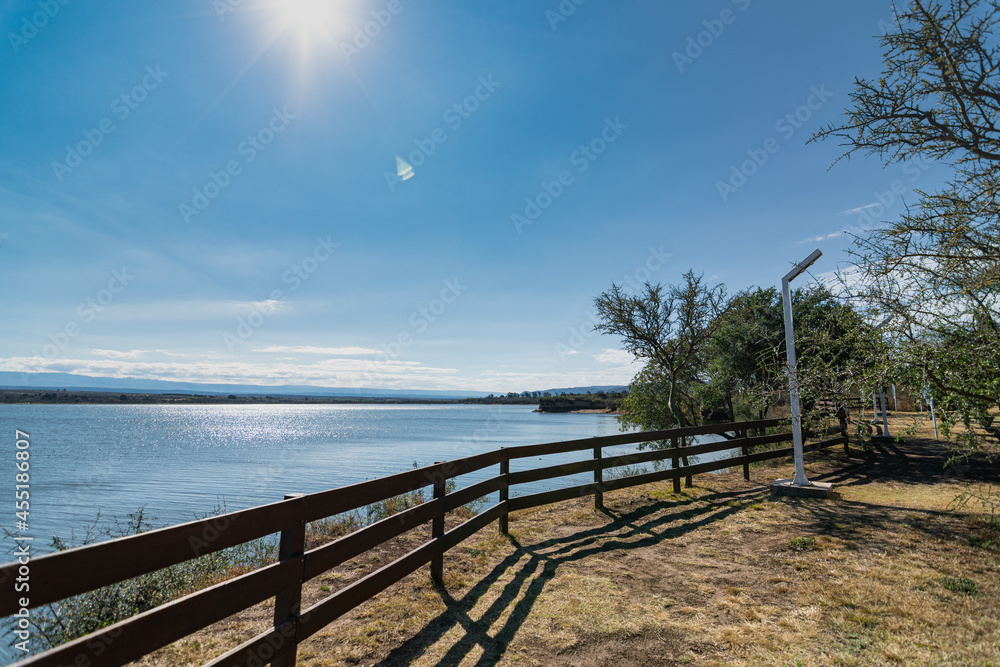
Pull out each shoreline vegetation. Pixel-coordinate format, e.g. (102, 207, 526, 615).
(0, 389, 624, 412)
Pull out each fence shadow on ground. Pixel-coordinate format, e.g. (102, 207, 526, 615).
(376, 439, 974, 667)
(374, 486, 766, 667)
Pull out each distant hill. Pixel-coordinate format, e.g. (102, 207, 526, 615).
(0, 372, 627, 402)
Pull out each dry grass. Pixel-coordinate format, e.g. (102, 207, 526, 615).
(136, 426, 1000, 667)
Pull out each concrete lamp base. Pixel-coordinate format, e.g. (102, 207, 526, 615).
(770, 479, 833, 498)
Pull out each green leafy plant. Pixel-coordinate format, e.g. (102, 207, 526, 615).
(788, 536, 817, 551)
(940, 576, 979, 595)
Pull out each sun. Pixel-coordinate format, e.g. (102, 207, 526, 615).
(272, 0, 342, 44)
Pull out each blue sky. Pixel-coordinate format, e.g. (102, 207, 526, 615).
(0, 0, 948, 393)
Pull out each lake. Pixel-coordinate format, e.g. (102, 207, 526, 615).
(0, 403, 734, 554)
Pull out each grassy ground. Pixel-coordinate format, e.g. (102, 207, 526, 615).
(139, 412, 1000, 666)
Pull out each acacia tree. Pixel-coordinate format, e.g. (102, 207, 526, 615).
(700, 287, 785, 424)
(593, 271, 728, 431)
(701, 285, 887, 437)
(812, 0, 1000, 420)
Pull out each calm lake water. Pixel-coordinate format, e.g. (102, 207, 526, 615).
(0, 403, 736, 554)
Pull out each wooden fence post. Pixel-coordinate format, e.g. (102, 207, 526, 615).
(499, 448, 509, 535)
(684, 436, 693, 488)
(272, 493, 306, 667)
(431, 462, 446, 586)
(741, 430, 750, 481)
(594, 445, 604, 509)
(671, 436, 681, 493)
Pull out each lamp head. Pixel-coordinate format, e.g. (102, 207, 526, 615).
(783, 248, 822, 284)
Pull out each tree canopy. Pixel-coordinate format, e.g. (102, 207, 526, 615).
(593, 271, 728, 430)
(594, 275, 882, 440)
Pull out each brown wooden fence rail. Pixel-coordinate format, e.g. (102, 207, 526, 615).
(1, 418, 847, 667)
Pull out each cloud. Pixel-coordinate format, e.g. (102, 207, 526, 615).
(0, 355, 463, 390)
(841, 203, 879, 215)
(815, 266, 864, 296)
(87, 349, 147, 360)
(478, 369, 633, 390)
(0, 351, 646, 394)
(593, 348, 637, 366)
(798, 231, 843, 244)
(254, 345, 379, 356)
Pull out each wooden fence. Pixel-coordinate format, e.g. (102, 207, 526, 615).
(1, 418, 847, 667)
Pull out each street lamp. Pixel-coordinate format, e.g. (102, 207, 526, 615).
(772, 248, 832, 498)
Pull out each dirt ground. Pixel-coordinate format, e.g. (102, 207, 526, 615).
(142, 412, 1000, 667)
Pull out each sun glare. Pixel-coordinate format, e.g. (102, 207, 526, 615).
(273, 0, 341, 44)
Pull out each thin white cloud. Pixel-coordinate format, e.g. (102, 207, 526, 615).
(152, 349, 208, 358)
(593, 348, 636, 366)
(478, 366, 636, 390)
(87, 349, 147, 360)
(798, 231, 843, 244)
(841, 203, 879, 215)
(254, 345, 379, 356)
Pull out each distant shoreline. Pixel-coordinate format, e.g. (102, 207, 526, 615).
(0, 388, 540, 406)
(533, 407, 622, 415)
(1, 389, 628, 412)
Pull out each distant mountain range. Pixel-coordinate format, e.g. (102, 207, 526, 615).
(0, 372, 626, 401)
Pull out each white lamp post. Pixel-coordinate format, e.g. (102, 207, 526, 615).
(782, 248, 821, 486)
(879, 388, 892, 438)
(925, 386, 940, 439)
(771, 249, 832, 498)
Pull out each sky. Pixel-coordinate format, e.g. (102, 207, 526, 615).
(0, 0, 950, 394)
